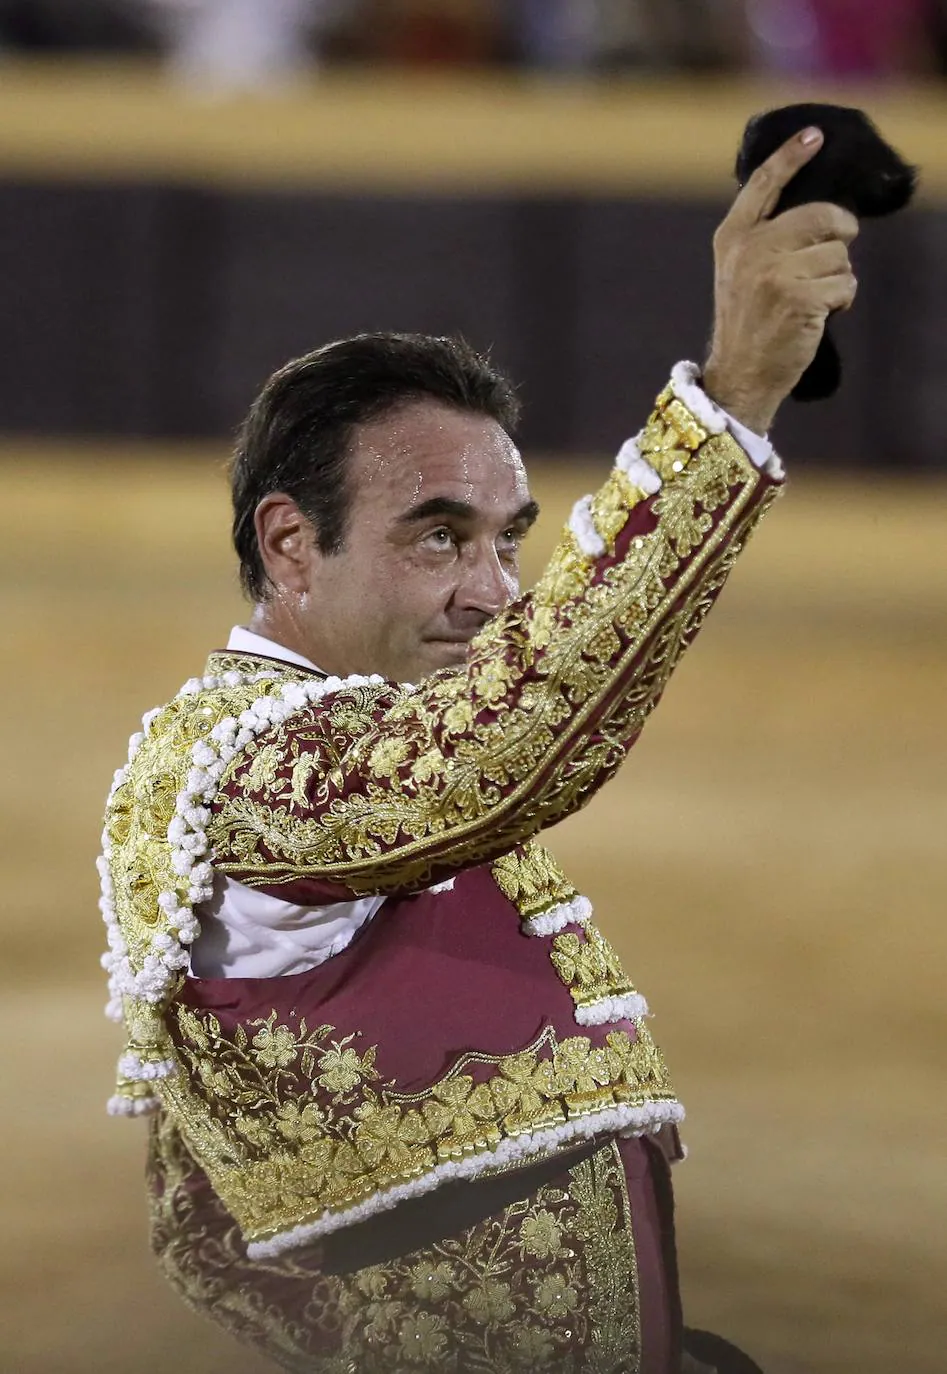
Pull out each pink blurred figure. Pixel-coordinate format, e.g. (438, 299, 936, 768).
(746, 0, 929, 77)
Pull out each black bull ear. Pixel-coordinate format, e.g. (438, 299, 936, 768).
(735, 103, 918, 402)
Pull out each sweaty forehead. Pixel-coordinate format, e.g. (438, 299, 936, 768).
(348, 398, 527, 513)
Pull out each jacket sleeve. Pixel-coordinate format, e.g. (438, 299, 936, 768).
(209, 378, 782, 897)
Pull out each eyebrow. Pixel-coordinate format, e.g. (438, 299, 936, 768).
(398, 496, 540, 528)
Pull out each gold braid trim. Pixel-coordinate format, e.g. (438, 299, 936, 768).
(204, 651, 317, 680)
(159, 1007, 677, 1246)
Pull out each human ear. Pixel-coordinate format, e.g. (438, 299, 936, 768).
(253, 493, 315, 595)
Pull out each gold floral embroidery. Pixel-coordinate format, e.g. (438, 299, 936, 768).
(147, 1113, 324, 1374)
(534, 1271, 579, 1318)
(245, 742, 285, 793)
(407, 1259, 456, 1302)
(549, 926, 638, 1013)
(491, 844, 641, 1018)
(162, 1008, 675, 1246)
(368, 736, 411, 780)
(149, 1115, 640, 1374)
(494, 824, 643, 1022)
(318, 1046, 370, 1094)
(397, 1310, 450, 1361)
(491, 841, 577, 919)
(520, 1208, 564, 1259)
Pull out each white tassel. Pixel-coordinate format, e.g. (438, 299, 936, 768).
(106, 1094, 161, 1117)
(669, 361, 728, 435)
(117, 1052, 177, 1083)
(522, 895, 592, 937)
(574, 991, 650, 1025)
(615, 435, 662, 495)
(568, 495, 606, 558)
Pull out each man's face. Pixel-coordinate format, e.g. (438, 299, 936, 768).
(299, 398, 536, 683)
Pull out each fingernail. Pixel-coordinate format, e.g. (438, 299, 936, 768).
(800, 127, 823, 146)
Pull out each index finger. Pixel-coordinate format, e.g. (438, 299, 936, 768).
(730, 126, 825, 229)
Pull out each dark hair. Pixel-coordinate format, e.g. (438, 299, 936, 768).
(230, 331, 520, 601)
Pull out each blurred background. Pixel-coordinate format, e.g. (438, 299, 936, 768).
(3, 4, 946, 1374)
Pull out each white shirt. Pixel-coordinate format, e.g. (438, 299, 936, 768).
(224, 624, 321, 671)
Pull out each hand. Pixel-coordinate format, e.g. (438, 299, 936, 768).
(703, 126, 859, 434)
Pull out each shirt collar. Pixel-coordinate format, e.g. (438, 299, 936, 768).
(226, 626, 323, 673)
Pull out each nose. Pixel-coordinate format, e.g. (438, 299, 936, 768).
(456, 543, 516, 620)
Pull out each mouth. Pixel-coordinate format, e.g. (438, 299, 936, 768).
(426, 638, 472, 660)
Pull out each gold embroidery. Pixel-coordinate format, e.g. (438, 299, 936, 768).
(637, 384, 708, 481)
(149, 1116, 641, 1373)
(245, 741, 285, 793)
(103, 674, 327, 1094)
(571, 1139, 641, 1371)
(589, 467, 649, 553)
(148, 1113, 322, 1374)
(163, 1009, 675, 1245)
(519, 1207, 564, 1259)
(549, 925, 638, 1014)
(536, 528, 592, 608)
(209, 432, 771, 894)
(206, 651, 316, 681)
(491, 841, 577, 919)
(491, 846, 641, 1020)
(107, 683, 279, 964)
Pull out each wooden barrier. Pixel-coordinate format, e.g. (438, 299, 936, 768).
(0, 62, 945, 467)
(0, 63, 945, 197)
